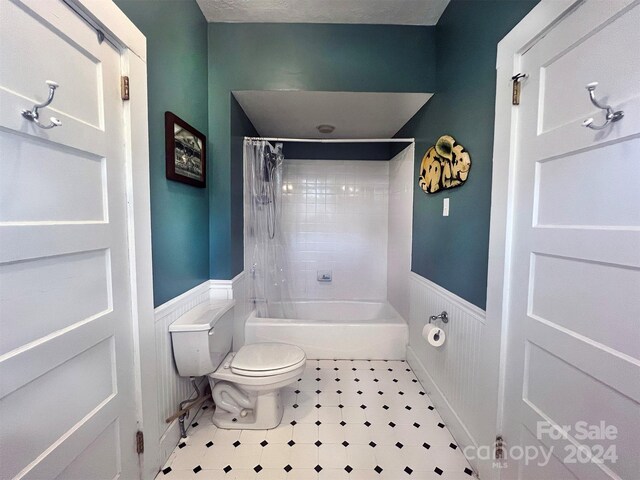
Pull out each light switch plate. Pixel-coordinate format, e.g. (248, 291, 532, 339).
(443, 198, 450, 216)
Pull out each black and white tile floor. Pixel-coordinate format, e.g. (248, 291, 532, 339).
(158, 360, 476, 479)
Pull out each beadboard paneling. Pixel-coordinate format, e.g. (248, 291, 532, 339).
(407, 272, 487, 471)
(153, 274, 248, 466)
(154, 282, 211, 462)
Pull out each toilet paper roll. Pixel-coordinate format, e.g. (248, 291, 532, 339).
(422, 323, 446, 347)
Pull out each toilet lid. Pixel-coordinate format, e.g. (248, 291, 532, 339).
(231, 343, 306, 375)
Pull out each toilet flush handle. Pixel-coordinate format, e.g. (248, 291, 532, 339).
(208, 327, 215, 336)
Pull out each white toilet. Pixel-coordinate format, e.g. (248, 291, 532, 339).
(169, 300, 306, 430)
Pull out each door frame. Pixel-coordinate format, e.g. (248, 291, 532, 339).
(485, 0, 578, 467)
(59, 1, 159, 478)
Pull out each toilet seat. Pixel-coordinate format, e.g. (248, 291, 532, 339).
(231, 343, 306, 377)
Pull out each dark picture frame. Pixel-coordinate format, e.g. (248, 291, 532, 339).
(165, 111, 206, 188)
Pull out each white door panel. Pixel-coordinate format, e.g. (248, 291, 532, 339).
(54, 421, 121, 480)
(537, 4, 639, 134)
(0, 88, 106, 154)
(534, 139, 640, 228)
(502, 1, 640, 479)
(0, 0, 139, 478)
(0, 132, 107, 223)
(1, 0, 106, 129)
(524, 2, 640, 164)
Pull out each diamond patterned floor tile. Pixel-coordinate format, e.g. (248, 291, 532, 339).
(157, 361, 475, 480)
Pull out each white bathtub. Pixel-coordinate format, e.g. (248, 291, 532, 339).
(244, 301, 408, 360)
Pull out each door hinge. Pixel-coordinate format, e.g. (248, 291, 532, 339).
(136, 430, 144, 454)
(495, 435, 505, 459)
(121, 76, 130, 101)
(511, 73, 527, 105)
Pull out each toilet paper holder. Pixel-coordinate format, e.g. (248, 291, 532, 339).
(429, 311, 449, 324)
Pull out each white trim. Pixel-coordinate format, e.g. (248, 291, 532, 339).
(157, 374, 216, 471)
(154, 275, 247, 320)
(407, 346, 478, 449)
(123, 52, 158, 480)
(209, 271, 246, 299)
(486, 0, 583, 448)
(154, 274, 247, 320)
(495, 0, 577, 68)
(409, 272, 486, 324)
(62, 2, 154, 477)
(229, 271, 246, 293)
(158, 418, 181, 471)
(208, 278, 233, 299)
(154, 282, 212, 320)
(65, 0, 146, 61)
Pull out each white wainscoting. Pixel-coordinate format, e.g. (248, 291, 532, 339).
(407, 272, 487, 472)
(154, 282, 210, 464)
(153, 273, 249, 467)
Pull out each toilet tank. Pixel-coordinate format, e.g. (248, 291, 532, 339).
(169, 299, 235, 377)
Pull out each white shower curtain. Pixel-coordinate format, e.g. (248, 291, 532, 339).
(244, 139, 295, 318)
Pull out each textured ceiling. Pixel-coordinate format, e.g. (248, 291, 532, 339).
(233, 90, 432, 139)
(196, 0, 449, 25)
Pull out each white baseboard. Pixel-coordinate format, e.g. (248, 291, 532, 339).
(158, 419, 182, 470)
(407, 346, 478, 450)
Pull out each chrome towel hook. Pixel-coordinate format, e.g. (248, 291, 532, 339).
(582, 82, 623, 130)
(21, 80, 62, 130)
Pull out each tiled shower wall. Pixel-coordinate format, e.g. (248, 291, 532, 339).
(281, 160, 389, 300)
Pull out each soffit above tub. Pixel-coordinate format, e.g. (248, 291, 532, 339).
(196, 0, 449, 26)
(233, 90, 432, 139)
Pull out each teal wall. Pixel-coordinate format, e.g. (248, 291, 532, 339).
(115, 0, 536, 308)
(208, 23, 437, 278)
(396, 0, 538, 309)
(114, 0, 210, 306)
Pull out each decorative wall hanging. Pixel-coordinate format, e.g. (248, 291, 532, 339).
(165, 112, 206, 188)
(418, 135, 471, 194)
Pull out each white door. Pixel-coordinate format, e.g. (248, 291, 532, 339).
(0, 0, 140, 478)
(501, 1, 640, 479)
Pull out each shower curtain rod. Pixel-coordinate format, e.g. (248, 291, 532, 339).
(244, 136, 414, 144)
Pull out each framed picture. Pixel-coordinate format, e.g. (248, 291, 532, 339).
(165, 111, 206, 188)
